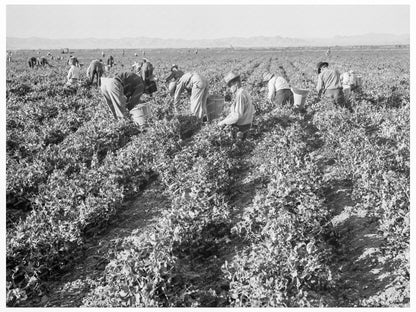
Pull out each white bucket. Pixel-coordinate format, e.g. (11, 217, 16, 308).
(130, 103, 150, 126)
(291, 87, 309, 108)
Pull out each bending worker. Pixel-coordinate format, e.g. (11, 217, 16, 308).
(87, 59, 105, 86)
(172, 71, 209, 119)
(316, 61, 347, 108)
(140, 58, 157, 95)
(100, 71, 145, 120)
(218, 71, 254, 138)
(263, 65, 294, 107)
(165, 64, 184, 97)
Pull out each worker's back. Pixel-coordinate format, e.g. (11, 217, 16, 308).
(320, 68, 341, 90)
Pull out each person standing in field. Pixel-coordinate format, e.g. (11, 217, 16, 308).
(107, 55, 114, 67)
(100, 71, 145, 119)
(87, 59, 105, 86)
(65, 57, 80, 88)
(7, 51, 12, 62)
(218, 71, 254, 139)
(263, 66, 294, 108)
(165, 64, 184, 97)
(172, 71, 209, 119)
(316, 62, 348, 109)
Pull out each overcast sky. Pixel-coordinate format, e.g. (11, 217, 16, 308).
(6, 5, 410, 40)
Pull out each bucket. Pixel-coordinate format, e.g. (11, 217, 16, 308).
(130, 103, 150, 126)
(343, 85, 351, 100)
(206, 94, 225, 121)
(291, 87, 309, 108)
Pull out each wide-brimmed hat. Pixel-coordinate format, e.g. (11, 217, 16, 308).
(171, 64, 178, 71)
(224, 71, 240, 86)
(143, 58, 148, 62)
(317, 62, 329, 73)
(262, 72, 273, 82)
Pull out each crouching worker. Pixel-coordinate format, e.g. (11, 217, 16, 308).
(100, 71, 145, 120)
(173, 71, 209, 119)
(316, 62, 351, 111)
(65, 57, 80, 91)
(218, 71, 254, 140)
(263, 66, 294, 108)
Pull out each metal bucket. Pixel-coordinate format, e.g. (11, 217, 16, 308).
(206, 94, 225, 121)
(130, 103, 150, 126)
(291, 87, 309, 108)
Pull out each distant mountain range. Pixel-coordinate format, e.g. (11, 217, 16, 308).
(6, 33, 410, 50)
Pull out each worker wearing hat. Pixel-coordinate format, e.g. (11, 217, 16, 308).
(165, 64, 185, 97)
(263, 65, 293, 108)
(172, 71, 209, 119)
(316, 61, 346, 108)
(218, 71, 254, 137)
(100, 71, 145, 120)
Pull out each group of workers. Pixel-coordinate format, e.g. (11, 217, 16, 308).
(66, 56, 360, 138)
(15, 49, 360, 139)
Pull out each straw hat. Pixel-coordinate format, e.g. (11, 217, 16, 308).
(171, 64, 178, 71)
(262, 72, 273, 82)
(224, 71, 240, 86)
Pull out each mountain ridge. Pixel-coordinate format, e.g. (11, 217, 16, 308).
(6, 33, 410, 50)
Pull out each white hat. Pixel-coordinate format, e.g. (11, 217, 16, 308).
(224, 71, 240, 86)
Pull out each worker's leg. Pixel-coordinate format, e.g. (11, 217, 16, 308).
(100, 78, 118, 119)
(190, 79, 208, 119)
(107, 79, 129, 119)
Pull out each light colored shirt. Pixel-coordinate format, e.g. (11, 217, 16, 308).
(174, 72, 205, 105)
(267, 76, 290, 102)
(67, 65, 80, 82)
(219, 88, 254, 126)
(316, 68, 342, 93)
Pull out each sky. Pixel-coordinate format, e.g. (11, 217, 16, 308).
(6, 4, 410, 40)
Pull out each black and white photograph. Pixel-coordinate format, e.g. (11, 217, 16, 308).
(3, 1, 413, 309)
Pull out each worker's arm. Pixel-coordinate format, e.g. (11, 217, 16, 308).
(173, 76, 187, 106)
(141, 66, 146, 81)
(316, 73, 324, 96)
(267, 79, 275, 103)
(165, 72, 174, 83)
(219, 92, 244, 126)
(67, 67, 73, 80)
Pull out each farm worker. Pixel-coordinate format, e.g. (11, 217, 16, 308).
(7, 51, 12, 62)
(100, 71, 145, 119)
(219, 71, 254, 138)
(263, 66, 294, 107)
(165, 64, 184, 97)
(316, 62, 347, 108)
(173, 72, 209, 119)
(102, 51, 105, 58)
(66, 57, 80, 87)
(140, 58, 157, 96)
(27, 57, 37, 68)
(107, 55, 114, 67)
(37, 56, 51, 67)
(122, 49, 125, 56)
(68, 56, 79, 66)
(87, 59, 105, 86)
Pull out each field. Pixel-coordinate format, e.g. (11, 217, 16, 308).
(6, 46, 410, 307)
